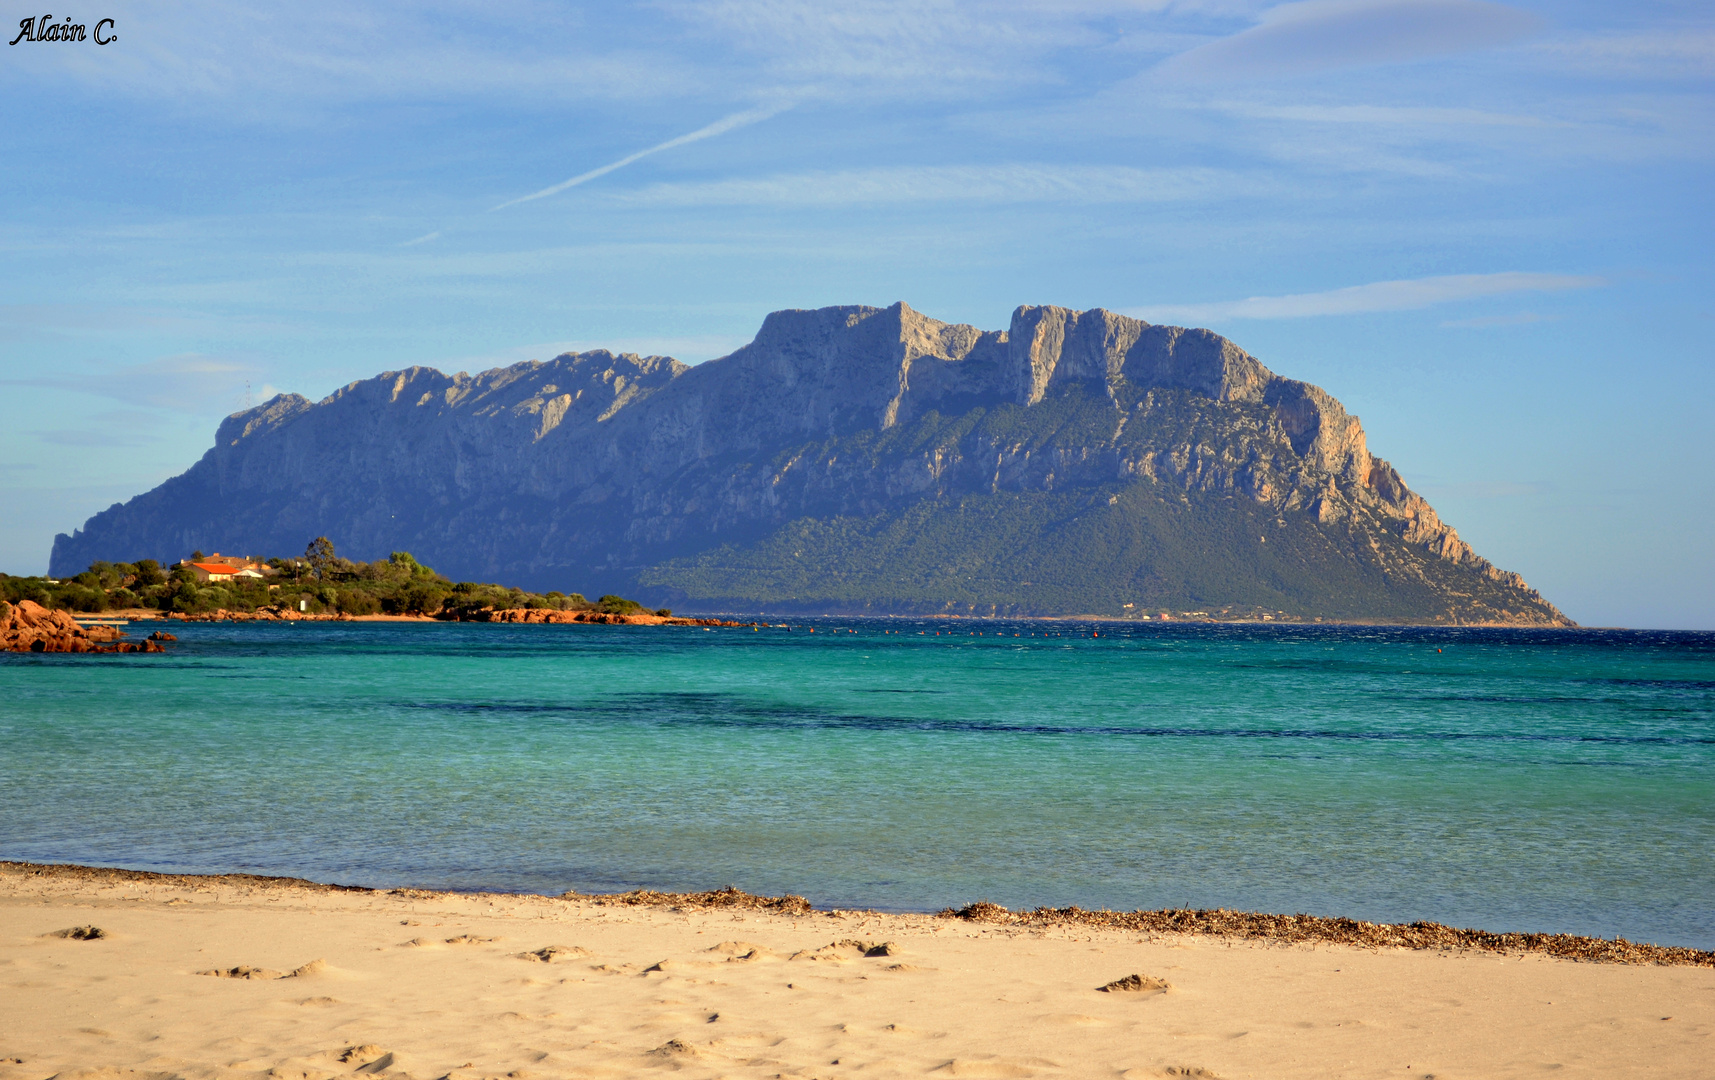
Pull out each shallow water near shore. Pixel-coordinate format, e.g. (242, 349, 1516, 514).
(2, 619, 1711, 947)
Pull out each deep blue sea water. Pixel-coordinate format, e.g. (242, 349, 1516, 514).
(2, 619, 1711, 947)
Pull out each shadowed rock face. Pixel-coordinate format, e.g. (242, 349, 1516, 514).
(50, 303, 1570, 624)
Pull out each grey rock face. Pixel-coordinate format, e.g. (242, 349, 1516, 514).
(49, 302, 1566, 623)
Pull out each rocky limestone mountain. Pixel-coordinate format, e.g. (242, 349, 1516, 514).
(50, 303, 1569, 624)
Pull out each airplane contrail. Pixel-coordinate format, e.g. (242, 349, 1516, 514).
(491, 104, 792, 211)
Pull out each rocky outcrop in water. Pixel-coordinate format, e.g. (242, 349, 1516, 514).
(49, 303, 1569, 624)
(0, 600, 163, 653)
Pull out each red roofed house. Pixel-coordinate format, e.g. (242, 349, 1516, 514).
(186, 561, 244, 584)
(176, 553, 278, 584)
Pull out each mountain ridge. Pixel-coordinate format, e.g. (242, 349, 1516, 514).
(50, 302, 1570, 625)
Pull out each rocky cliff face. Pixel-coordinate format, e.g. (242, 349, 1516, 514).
(50, 303, 1569, 624)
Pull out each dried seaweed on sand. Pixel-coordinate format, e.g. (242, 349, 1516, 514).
(942, 901, 1715, 967)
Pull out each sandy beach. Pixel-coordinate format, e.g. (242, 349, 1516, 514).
(1, 864, 1709, 1080)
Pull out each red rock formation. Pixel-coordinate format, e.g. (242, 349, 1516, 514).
(472, 608, 748, 627)
(0, 600, 165, 653)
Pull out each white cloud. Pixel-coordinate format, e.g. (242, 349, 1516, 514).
(492, 104, 793, 210)
(1158, 0, 1542, 81)
(1, 353, 265, 413)
(1216, 101, 1561, 127)
(1133, 271, 1602, 322)
(1440, 311, 1551, 328)
(400, 231, 442, 247)
(35, 416, 168, 448)
(1536, 28, 1715, 79)
(615, 164, 1264, 206)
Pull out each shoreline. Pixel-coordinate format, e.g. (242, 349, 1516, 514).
(7, 860, 1708, 967)
(57, 607, 1611, 630)
(4, 858, 1709, 1080)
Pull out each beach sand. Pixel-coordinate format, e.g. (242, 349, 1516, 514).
(2, 864, 1709, 1080)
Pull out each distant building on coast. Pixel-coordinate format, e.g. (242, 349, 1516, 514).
(175, 554, 277, 585)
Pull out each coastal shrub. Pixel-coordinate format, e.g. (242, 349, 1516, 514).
(655, 608, 672, 617)
(388, 551, 439, 579)
(1, 578, 52, 607)
(385, 582, 447, 615)
(336, 589, 380, 616)
(32, 551, 655, 624)
(58, 584, 107, 612)
(438, 597, 492, 621)
(170, 584, 223, 613)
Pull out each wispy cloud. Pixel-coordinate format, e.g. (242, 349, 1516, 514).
(1440, 311, 1552, 328)
(492, 104, 793, 211)
(1133, 271, 1603, 322)
(1536, 28, 1715, 79)
(1215, 101, 1562, 127)
(1158, 0, 1542, 82)
(400, 231, 441, 247)
(1, 353, 265, 413)
(616, 164, 1264, 206)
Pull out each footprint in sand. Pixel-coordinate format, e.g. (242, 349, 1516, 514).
(516, 945, 589, 963)
(201, 966, 284, 980)
(336, 1046, 393, 1073)
(1119, 1069, 1223, 1080)
(48, 926, 106, 940)
(791, 939, 904, 962)
(647, 1039, 708, 1061)
(42, 1070, 181, 1080)
(199, 960, 325, 980)
(709, 941, 775, 961)
(1098, 974, 1170, 995)
(405, 935, 496, 948)
(932, 1056, 1060, 1077)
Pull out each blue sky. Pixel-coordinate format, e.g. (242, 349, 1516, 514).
(1, 0, 1710, 627)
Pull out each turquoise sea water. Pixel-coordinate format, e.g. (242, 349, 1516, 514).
(2, 620, 1711, 947)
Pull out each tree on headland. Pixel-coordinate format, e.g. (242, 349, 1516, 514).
(305, 536, 336, 580)
(3, 546, 657, 621)
(388, 551, 438, 579)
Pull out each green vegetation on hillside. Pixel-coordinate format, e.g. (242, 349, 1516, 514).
(638, 480, 1564, 624)
(2, 538, 662, 618)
